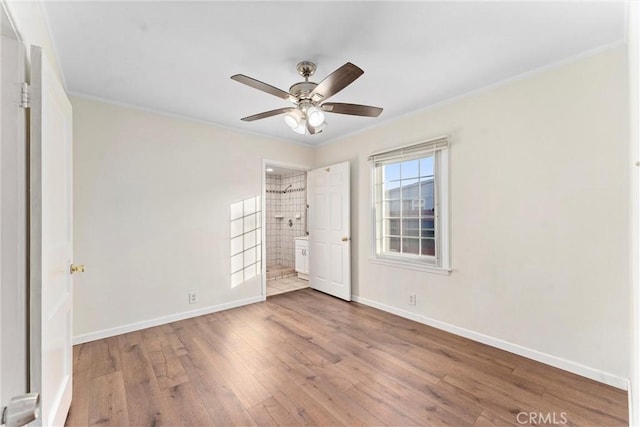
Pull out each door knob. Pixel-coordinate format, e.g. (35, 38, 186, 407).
(70, 264, 85, 274)
(341, 237, 350, 242)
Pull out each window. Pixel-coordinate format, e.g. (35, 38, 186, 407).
(370, 137, 449, 271)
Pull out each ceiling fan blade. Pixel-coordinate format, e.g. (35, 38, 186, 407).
(321, 102, 383, 117)
(309, 62, 364, 102)
(241, 107, 294, 122)
(231, 74, 294, 101)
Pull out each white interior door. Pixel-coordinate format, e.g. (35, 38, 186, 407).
(29, 45, 74, 427)
(308, 161, 351, 301)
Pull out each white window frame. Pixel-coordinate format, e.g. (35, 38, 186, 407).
(369, 137, 450, 274)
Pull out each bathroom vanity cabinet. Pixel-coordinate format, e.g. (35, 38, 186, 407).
(295, 237, 309, 280)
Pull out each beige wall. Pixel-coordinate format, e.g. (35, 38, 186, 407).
(72, 97, 314, 339)
(315, 47, 629, 381)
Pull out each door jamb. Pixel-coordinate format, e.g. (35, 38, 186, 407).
(261, 159, 310, 299)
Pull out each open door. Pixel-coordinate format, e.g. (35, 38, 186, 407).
(308, 161, 351, 301)
(29, 45, 74, 427)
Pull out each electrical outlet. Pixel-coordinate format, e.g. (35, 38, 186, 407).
(408, 293, 416, 306)
(188, 291, 198, 304)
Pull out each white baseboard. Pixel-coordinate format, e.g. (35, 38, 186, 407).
(72, 295, 265, 344)
(352, 295, 629, 391)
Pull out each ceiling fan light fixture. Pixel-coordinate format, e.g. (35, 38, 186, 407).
(306, 106, 325, 127)
(292, 120, 307, 135)
(316, 121, 328, 133)
(284, 109, 304, 129)
(232, 60, 383, 137)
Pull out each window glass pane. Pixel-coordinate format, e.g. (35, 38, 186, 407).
(402, 238, 419, 254)
(420, 180, 434, 206)
(420, 156, 434, 177)
(422, 216, 435, 231)
(403, 199, 421, 217)
(402, 219, 420, 237)
(383, 163, 400, 182)
(421, 238, 436, 256)
(400, 179, 419, 199)
(421, 228, 435, 238)
(385, 236, 401, 253)
(401, 160, 419, 179)
(383, 200, 401, 217)
(384, 219, 400, 236)
(422, 199, 435, 216)
(383, 181, 401, 198)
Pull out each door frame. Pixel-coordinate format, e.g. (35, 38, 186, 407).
(628, 1, 640, 424)
(260, 159, 310, 299)
(0, 0, 28, 409)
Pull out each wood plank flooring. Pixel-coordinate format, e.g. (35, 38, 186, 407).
(65, 289, 628, 426)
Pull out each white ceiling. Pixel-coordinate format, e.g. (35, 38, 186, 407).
(43, 1, 626, 146)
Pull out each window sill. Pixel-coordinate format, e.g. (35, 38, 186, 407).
(369, 256, 451, 275)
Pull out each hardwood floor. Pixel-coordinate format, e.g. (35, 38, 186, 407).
(66, 289, 628, 426)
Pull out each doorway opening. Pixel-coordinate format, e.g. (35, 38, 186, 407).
(263, 163, 309, 297)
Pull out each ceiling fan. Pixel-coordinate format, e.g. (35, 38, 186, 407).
(231, 61, 383, 135)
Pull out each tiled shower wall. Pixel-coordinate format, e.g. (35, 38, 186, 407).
(265, 171, 307, 269)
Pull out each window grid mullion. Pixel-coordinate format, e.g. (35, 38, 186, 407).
(433, 152, 439, 262)
(399, 168, 404, 254)
(418, 161, 422, 256)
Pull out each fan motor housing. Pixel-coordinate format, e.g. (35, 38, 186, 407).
(289, 81, 317, 100)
